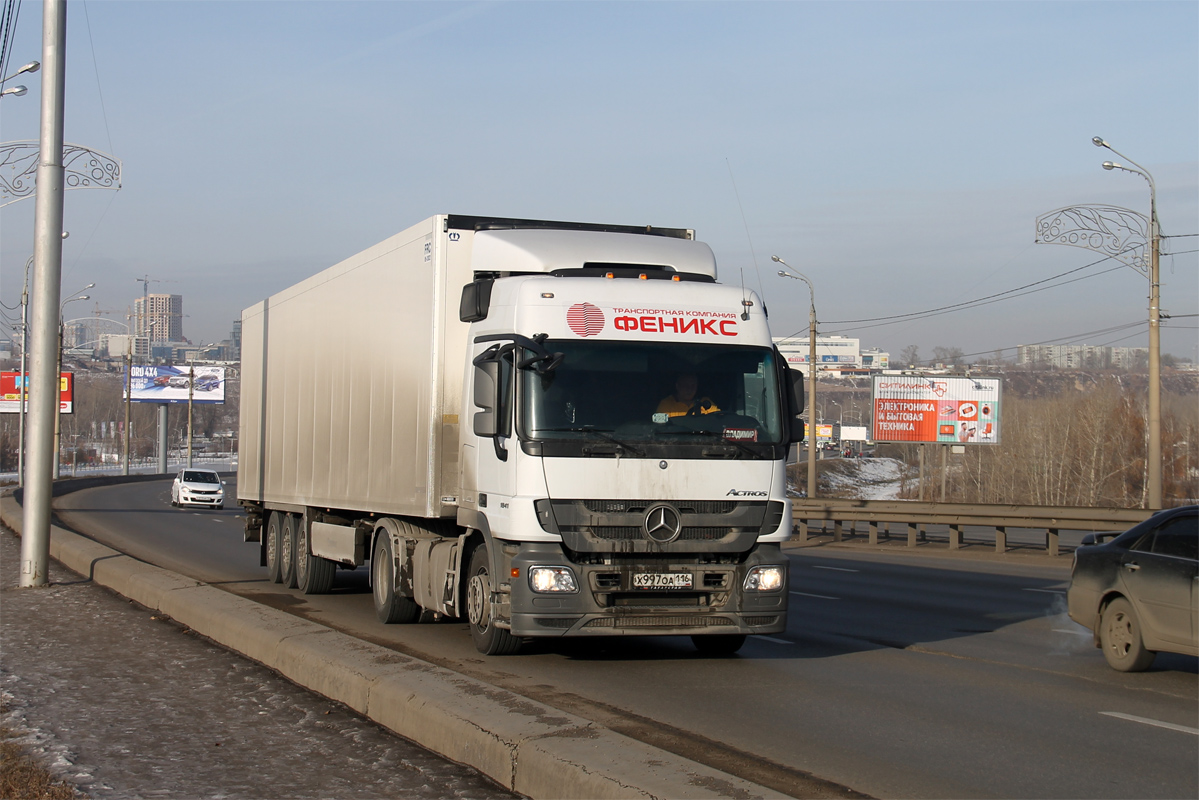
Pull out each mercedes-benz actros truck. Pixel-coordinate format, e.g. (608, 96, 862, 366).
(238, 214, 803, 655)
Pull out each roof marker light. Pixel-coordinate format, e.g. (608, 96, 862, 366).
(605, 272, 614, 279)
(638, 273, 648, 280)
(672, 275, 681, 281)
(541, 292, 555, 298)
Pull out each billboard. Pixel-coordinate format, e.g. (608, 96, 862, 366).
(1, 371, 74, 414)
(803, 423, 835, 441)
(872, 375, 1001, 444)
(125, 365, 226, 404)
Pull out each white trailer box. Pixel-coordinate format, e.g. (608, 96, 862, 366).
(239, 216, 472, 518)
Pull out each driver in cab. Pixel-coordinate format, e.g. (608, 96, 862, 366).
(657, 373, 719, 418)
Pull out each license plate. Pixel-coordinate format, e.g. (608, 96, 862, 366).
(632, 573, 693, 589)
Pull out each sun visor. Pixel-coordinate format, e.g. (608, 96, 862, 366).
(470, 228, 718, 278)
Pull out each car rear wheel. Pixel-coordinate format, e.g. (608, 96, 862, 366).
(1099, 597, 1156, 672)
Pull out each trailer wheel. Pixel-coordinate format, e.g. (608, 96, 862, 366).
(280, 513, 298, 589)
(691, 634, 747, 656)
(372, 534, 420, 624)
(295, 517, 335, 595)
(466, 544, 521, 656)
(265, 511, 283, 583)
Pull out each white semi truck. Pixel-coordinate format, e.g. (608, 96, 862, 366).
(238, 214, 804, 655)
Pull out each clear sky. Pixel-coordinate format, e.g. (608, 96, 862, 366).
(2, 0, 1196, 363)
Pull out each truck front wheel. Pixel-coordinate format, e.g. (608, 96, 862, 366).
(372, 534, 420, 624)
(466, 544, 521, 656)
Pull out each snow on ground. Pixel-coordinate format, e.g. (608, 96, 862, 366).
(822, 457, 908, 500)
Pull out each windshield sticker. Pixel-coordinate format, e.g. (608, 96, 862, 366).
(566, 302, 605, 337)
(722, 428, 758, 442)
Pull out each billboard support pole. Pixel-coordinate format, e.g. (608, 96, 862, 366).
(187, 363, 194, 468)
(918, 445, 926, 501)
(157, 403, 168, 474)
(940, 444, 948, 502)
(122, 342, 131, 475)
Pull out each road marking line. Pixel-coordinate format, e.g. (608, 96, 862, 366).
(812, 565, 859, 573)
(790, 591, 840, 600)
(1023, 588, 1066, 594)
(1100, 712, 1199, 736)
(756, 636, 792, 645)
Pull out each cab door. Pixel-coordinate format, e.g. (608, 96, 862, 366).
(469, 342, 517, 537)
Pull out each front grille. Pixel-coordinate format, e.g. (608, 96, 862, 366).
(582, 615, 735, 629)
(744, 615, 779, 626)
(590, 526, 732, 541)
(582, 500, 737, 515)
(549, 498, 781, 553)
(534, 617, 579, 629)
(591, 526, 642, 540)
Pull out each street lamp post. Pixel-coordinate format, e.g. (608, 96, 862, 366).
(773, 256, 818, 500)
(17, 256, 33, 487)
(1093, 136, 1162, 509)
(54, 287, 93, 479)
(0, 59, 39, 99)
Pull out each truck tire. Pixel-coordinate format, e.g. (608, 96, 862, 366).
(265, 511, 283, 584)
(1099, 597, 1156, 672)
(466, 544, 521, 656)
(691, 634, 747, 655)
(372, 534, 420, 624)
(295, 517, 335, 595)
(280, 513, 298, 589)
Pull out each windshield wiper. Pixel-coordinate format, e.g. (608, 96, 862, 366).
(536, 427, 645, 456)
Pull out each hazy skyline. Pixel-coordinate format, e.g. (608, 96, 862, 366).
(2, 1, 1196, 363)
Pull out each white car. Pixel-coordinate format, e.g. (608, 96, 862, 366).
(171, 469, 225, 509)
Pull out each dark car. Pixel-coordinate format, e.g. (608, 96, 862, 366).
(1067, 505, 1197, 672)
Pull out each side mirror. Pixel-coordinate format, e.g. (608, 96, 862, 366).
(473, 360, 498, 437)
(459, 279, 494, 322)
(786, 369, 805, 444)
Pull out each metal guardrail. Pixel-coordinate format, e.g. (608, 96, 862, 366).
(791, 499, 1157, 556)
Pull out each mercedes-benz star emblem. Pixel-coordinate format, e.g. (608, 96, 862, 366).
(643, 503, 682, 544)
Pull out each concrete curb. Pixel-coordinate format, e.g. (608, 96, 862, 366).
(1, 489, 785, 799)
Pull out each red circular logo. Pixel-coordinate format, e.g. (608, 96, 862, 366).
(566, 302, 604, 337)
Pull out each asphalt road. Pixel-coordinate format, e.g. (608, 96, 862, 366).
(54, 479, 1199, 800)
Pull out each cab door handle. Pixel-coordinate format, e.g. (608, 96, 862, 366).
(1123, 562, 1141, 571)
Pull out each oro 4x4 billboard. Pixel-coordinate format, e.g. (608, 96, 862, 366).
(125, 366, 225, 404)
(871, 375, 1001, 444)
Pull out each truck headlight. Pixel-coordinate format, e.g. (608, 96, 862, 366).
(744, 566, 784, 592)
(529, 566, 578, 593)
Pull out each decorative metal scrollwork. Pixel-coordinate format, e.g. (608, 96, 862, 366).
(1034, 204, 1148, 275)
(1, 140, 122, 207)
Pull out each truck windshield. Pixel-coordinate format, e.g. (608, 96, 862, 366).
(519, 341, 783, 450)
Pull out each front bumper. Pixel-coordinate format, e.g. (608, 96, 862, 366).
(181, 492, 223, 507)
(503, 542, 788, 637)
